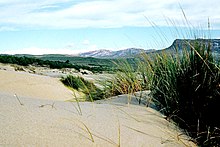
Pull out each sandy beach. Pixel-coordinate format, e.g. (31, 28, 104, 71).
(0, 67, 196, 146)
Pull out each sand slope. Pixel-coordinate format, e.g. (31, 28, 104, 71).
(0, 70, 73, 101)
(0, 69, 196, 146)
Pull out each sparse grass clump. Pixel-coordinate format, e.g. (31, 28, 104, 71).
(146, 39, 220, 146)
(103, 60, 149, 99)
(61, 75, 104, 101)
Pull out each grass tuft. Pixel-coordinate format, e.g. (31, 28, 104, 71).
(103, 60, 150, 104)
(61, 75, 105, 101)
(145, 39, 220, 146)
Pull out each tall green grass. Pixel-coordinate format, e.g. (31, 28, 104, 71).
(102, 60, 150, 104)
(144, 39, 220, 146)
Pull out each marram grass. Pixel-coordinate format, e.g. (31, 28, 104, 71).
(102, 60, 150, 104)
(61, 75, 105, 101)
(144, 39, 220, 146)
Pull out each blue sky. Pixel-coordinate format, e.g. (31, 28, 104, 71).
(0, 0, 220, 55)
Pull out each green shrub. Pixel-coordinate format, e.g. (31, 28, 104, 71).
(146, 40, 220, 146)
(61, 75, 104, 101)
(61, 75, 86, 90)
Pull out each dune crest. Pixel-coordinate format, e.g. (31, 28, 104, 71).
(0, 70, 73, 101)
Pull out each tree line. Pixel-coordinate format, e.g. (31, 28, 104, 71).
(0, 55, 114, 73)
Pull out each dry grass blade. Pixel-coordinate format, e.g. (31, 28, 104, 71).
(123, 125, 161, 139)
(39, 102, 56, 109)
(79, 120, 95, 143)
(117, 118, 121, 147)
(116, 107, 140, 122)
(72, 91, 82, 115)
(14, 94, 23, 106)
(64, 118, 95, 143)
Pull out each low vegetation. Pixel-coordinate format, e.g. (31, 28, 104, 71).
(61, 75, 104, 101)
(37, 54, 140, 73)
(0, 55, 114, 73)
(103, 60, 149, 99)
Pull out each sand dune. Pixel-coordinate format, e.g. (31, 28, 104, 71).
(0, 70, 73, 101)
(0, 69, 196, 146)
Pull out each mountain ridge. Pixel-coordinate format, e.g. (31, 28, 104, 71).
(79, 48, 156, 58)
(79, 39, 220, 59)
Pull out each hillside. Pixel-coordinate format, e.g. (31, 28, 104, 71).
(79, 39, 220, 60)
(154, 39, 220, 60)
(79, 48, 155, 58)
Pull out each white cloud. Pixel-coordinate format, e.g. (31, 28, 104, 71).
(0, 26, 17, 31)
(80, 39, 99, 52)
(0, 39, 100, 55)
(0, 0, 219, 29)
(1, 39, 99, 55)
(2, 47, 80, 55)
(82, 40, 90, 45)
(64, 42, 75, 49)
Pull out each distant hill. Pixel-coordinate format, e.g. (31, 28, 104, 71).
(79, 39, 220, 59)
(154, 39, 220, 59)
(79, 48, 156, 58)
(79, 49, 112, 58)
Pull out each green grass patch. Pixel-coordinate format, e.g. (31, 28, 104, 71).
(61, 75, 105, 101)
